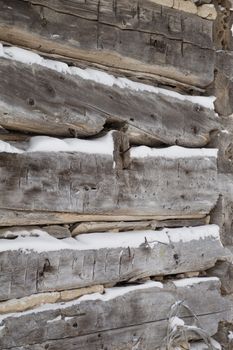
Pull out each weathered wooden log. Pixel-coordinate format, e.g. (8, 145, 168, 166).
(0, 0, 217, 89)
(0, 136, 218, 224)
(0, 45, 219, 146)
(0, 225, 228, 301)
(0, 278, 231, 349)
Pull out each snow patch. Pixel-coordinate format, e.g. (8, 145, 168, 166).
(0, 140, 23, 154)
(228, 331, 233, 341)
(0, 44, 215, 109)
(0, 229, 73, 253)
(169, 316, 185, 331)
(165, 225, 220, 244)
(0, 135, 218, 163)
(173, 277, 219, 288)
(71, 224, 220, 250)
(47, 315, 62, 323)
(130, 145, 218, 159)
(0, 133, 114, 156)
(64, 316, 74, 321)
(221, 129, 229, 134)
(79, 281, 163, 302)
(0, 225, 220, 253)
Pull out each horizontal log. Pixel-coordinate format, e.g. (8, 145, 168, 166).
(0, 217, 209, 238)
(0, 225, 228, 300)
(0, 0, 216, 89)
(0, 278, 231, 349)
(0, 135, 218, 222)
(0, 210, 207, 227)
(21, 0, 218, 20)
(71, 217, 210, 235)
(0, 45, 219, 146)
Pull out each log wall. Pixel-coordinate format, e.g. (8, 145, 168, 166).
(0, 0, 233, 349)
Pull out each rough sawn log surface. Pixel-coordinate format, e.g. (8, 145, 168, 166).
(0, 55, 219, 146)
(0, 146, 218, 222)
(0, 0, 216, 88)
(0, 225, 227, 301)
(0, 278, 231, 349)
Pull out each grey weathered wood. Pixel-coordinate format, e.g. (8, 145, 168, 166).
(0, 56, 219, 146)
(0, 279, 231, 349)
(71, 217, 209, 235)
(0, 225, 71, 239)
(209, 118, 233, 174)
(214, 51, 233, 115)
(209, 122, 233, 246)
(42, 225, 71, 239)
(215, 320, 233, 350)
(207, 259, 233, 295)
(0, 226, 227, 300)
(0, 0, 216, 89)
(0, 209, 208, 227)
(214, 51, 233, 116)
(0, 146, 218, 222)
(211, 174, 233, 246)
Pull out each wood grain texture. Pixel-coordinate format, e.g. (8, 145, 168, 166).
(209, 121, 233, 246)
(0, 209, 207, 227)
(214, 51, 233, 116)
(0, 57, 219, 146)
(0, 0, 216, 89)
(0, 279, 231, 349)
(207, 260, 233, 295)
(0, 147, 218, 221)
(211, 174, 233, 246)
(0, 226, 227, 300)
(70, 217, 209, 235)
